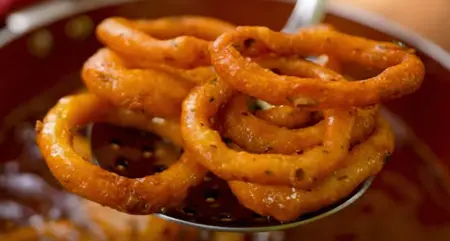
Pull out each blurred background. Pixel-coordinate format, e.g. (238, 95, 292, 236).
(333, 0, 450, 51)
(0, 0, 449, 51)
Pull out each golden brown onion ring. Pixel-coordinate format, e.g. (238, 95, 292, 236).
(182, 78, 355, 188)
(210, 26, 425, 108)
(82, 48, 193, 118)
(97, 16, 235, 69)
(248, 55, 340, 129)
(223, 95, 377, 154)
(229, 117, 394, 222)
(36, 93, 206, 214)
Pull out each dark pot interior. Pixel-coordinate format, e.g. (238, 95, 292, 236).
(0, 0, 450, 240)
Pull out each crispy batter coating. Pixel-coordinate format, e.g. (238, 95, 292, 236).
(223, 95, 377, 154)
(36, 15, 425, 223)
(82, 48, 193, 118)
(182, 78, 356, 188)
(97, 16, 235, 69)
(229, 117, 394, 222)
(36, 94, 206, 214)
(210, 26, 425, 108)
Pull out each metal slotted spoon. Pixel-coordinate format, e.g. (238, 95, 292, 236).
(87, 0, 375, 233)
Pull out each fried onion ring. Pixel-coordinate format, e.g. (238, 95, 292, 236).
(220, 56, 367, 154)
(210, 26, 425, 108)
(229, 117, 394, 222)
(223, 95, 377, 154)
(35, 15, 425, 224)
(36, 93, 206, 214)
(182, 78, 355, 188)
(82, 48, 194, 118)
(97, 16, 235, 69)
(248, 55, 339, 129)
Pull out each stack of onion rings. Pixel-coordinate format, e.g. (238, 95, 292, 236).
(36, 16, 424, 223)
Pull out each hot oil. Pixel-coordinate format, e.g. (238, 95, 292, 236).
(1, 88, 450, 240)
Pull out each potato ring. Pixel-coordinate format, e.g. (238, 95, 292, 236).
(82, 48, 194, 118)
(182, 78, 355, 188)
(36, 93, 206, 214)
(210, 26, 425, 108)
(223, 95, 377, 154)
(229, 117, 394, 222)
(97, 16, 235, 69)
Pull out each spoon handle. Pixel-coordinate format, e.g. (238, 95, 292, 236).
(283, 0, 328, 33)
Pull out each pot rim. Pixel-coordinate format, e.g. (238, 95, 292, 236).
(0, 0, 449, 70)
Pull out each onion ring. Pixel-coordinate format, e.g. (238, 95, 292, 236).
(36, 93, 206, 214)
(97, 16, 235, 69)
(182, 78, 355, 188)
(82, 48, 193, 118)
(210, 26, 425, 108)
(248, 55, 339, 129)
(223, 95, 377, 154)
(35, 15, 425, 224)
(229, 117, 394, 222)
